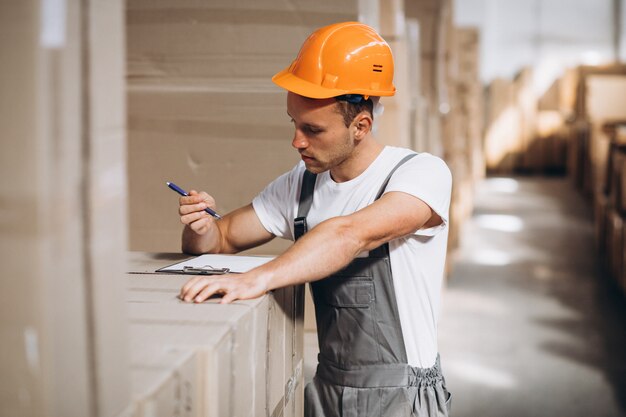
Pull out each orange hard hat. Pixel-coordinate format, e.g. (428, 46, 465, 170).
(272, 22, 396, 99)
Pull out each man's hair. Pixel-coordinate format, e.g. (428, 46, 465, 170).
(334, 98, 374, 128)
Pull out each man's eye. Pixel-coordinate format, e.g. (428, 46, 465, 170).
(306, 127, 323, 134)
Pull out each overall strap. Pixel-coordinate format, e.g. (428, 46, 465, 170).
(374, 153, 418, 200)
(293, 152, 417, 243)
(369, 152, 418, 258)
(294, 169, 317, 241)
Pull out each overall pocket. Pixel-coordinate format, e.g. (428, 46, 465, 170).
(313, 275, 380, 366)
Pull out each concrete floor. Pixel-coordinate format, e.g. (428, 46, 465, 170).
(304, 176, 626, 416)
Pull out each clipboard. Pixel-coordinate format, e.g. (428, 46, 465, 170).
(156, 254, 274, 275)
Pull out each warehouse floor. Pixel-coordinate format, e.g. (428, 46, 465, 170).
(304, 176, 626, 417)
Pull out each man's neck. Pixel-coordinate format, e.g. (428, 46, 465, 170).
(330, 136, 384, 183)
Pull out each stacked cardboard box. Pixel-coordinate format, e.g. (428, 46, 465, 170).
(1, 1, 132, 416)
(376, 1, 412, 149)
(529, 110, 562, 173)
(456, 27, 485, 183)
(563, 66, 626, 192)
(512, 69, 538, 171)
(126, 0, 359, 255)
(485, 65, 588, 175)
(582, 74, 626, 196)
(539, 65, 626, 297)
(126, 253, 304, 417)
(537, 69, 587, 186)
(485, 70, 542, 174)
(444, 27, 485, 256)
(406, 0, 480, 258)
(484, 78, 521, 173)
(406, 0, 450, 156)
(600, 124, 626, 296)
(568, 69, 626, 294)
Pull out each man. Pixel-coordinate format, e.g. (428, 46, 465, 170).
(178, 22, 452, 417)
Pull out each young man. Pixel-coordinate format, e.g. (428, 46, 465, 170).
(178, 22, 452, 417)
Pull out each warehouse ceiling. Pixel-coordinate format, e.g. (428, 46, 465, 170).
(454, 0, 626, 93)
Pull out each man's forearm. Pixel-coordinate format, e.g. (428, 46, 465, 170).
(251, 192, 433, 290)
(255, 216, 363, 290)
(182, 204, 275, 255)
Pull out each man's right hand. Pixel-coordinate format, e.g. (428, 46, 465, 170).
(180, 197, 274, 255)
(179, 190, 218, 235)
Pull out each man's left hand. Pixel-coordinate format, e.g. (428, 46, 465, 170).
(179, 272, 270, 304)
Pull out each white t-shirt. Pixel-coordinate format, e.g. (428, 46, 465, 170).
(252, 146, 452, 368)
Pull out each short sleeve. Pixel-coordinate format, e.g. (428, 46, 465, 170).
(384, 153, 452, 236)
(252, 163, 304, 241)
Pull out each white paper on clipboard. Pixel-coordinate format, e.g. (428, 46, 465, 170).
(156, 254, 274, 275)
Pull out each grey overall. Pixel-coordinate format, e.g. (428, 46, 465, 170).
(295, 154, 451, 417)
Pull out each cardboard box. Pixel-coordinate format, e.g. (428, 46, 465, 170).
(585, 75, 626, 123)
(567, 121, 591, 191)
(83, 2, 133, 416)
(589, 127, 612, 197)
(618, 150, 626, 216)
(127, 85, 299, 253)
(129, 323, 232, 417)
(126, 1, 358, 81)
(484, 99, 523, 172)
(130, 349, 200, 417)
(405, 0, 455, 115)
(455, 27, 485, 181)
(622, 224, 626, 294)
(538, 78, 560, 112)
(266, 285, 304, 417)
(126, 253, 302, 417)
(608, 211, 624, 284)
(126, 1, 359, 255)
(377, 37, 412, 149)
(1, 1, 131, 416)
(125, 275, 262, 416)
(606, 146, 626, 215)
(1, 2, 88, 416)
(527, 111, 569, 173)
(575, 66, 626, 119)
(594, 193, 609, 257)
(514, 68, 538, 170)
(538, 68, 578, 118)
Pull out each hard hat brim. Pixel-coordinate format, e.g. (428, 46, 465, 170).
(272, 68, 346, 99)
(272, 68, 396, 99)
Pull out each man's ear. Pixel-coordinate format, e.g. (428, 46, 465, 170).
(352, 112, 373, 139)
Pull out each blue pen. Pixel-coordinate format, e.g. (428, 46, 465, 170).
(166, 181, 222, 220)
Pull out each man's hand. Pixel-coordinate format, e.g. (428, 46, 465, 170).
(179, 190, 218, 235)
(179, 271, 270, 304)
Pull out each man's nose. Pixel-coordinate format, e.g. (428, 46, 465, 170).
(292, 130, 308, 150)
